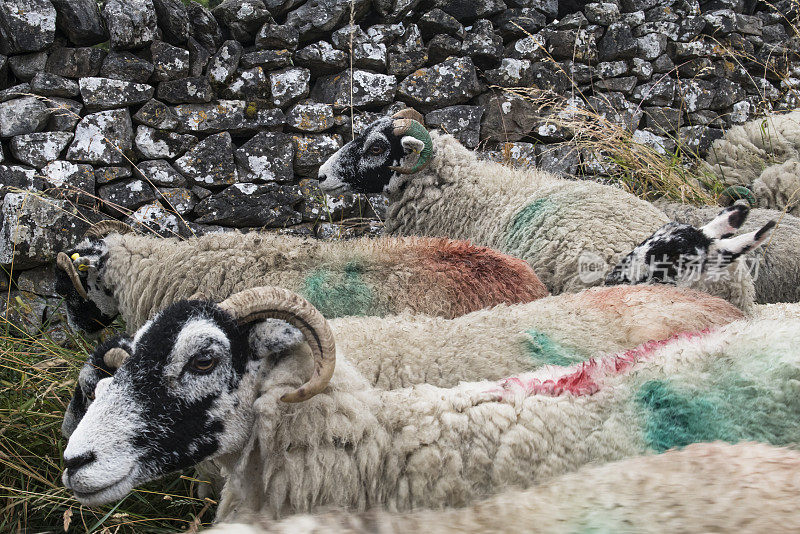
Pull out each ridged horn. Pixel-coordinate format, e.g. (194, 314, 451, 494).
(218, 287, 336, 403)
(189, 291, 209, 301)
(85, 220, 136, 239)
(56, 252, 89, 300)
(392, 107, 425, 125)
(388, 118, 433, 175)
(103, 347, 130, 369)
(719, 186, 755, 207)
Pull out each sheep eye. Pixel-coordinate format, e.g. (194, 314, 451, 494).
(189, 355, 217, 374)
(368, 144, 385, 155)
(86, 391, 95, 401)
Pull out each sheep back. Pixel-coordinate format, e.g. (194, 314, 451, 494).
(103, 232, 548, 331)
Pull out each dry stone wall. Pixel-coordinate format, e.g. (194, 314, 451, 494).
(0, 0, 798, 334)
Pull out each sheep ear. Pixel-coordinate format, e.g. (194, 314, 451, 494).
(400, 135, 426, 156)
(715, 220, 776, 262)
(249, 318, 306, 358)
(701, 204, 749, 239)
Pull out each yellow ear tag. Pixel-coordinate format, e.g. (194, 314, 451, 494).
(71, 253, 80, 261)
(77, 264, 89, 272)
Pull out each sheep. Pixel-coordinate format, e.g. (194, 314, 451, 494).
(202, 442, 800, 534)
(54, 220, 548, 335)
(704, 110, 800, 215)
(61, 283, 744, 438)
(316, 108, 757, 310)
(606, 203, 777, 310)
(62, 286, 800, 521)
(655, 199, 800, 304)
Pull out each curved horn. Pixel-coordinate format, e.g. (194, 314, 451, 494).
(388, 118, 433, 175)
(85, 220, 136, 239)
(103, 347, 130, 369)
(218, 287, 336, 403)
(719, 186, 755, 207)
(56, 252, 89, 300)
(189, 291, 209, 301)
(392, 107, 425, 125)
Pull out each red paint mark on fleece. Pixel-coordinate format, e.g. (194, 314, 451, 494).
(493, 329, 710, 399)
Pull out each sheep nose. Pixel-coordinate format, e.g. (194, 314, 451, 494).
(64, 451, 96, 472)
(318, 172, 328, 183)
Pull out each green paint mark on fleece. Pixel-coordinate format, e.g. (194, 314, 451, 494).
(523, 330, 585, 366)
(504, 198, 551, 253)
(637, 370, 800, 452)
(301, 262, 375, 318)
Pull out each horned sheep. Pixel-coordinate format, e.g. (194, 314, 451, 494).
(704, 110, 800, 215)
(317, 109, 759, 311)
(54, 221, 547, 335)
(204, 442, 800, 534)
(62, 286, 800, 522)
(655, 199, 800, 304)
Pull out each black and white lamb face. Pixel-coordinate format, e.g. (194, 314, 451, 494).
(62, 287, 334, 507)
(318, 109, 433, 195)
(55, 236, 118, 335)
(606, 204, 775, 285)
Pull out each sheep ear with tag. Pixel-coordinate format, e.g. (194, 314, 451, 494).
(401, 136, 426, 156)
(249, 318, 306, 359)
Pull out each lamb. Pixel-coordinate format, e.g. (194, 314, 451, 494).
(704, 110, 800, 215)
(203, 442, 800, 534)
(317, 109, 757, 310)
(606, 203, 777, 310)
(655, 199, 800, 304)
(62, 286, 800, 521)
(61, 283, 743, 438)
(54, 220, 548, 335)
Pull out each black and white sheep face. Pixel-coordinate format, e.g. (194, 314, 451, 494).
(62, 300, 306, 507)
(606, 204, 775, 285)
(318, 117, 421, 194)
(55, 237, 118, 335)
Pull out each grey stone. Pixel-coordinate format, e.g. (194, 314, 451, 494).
(0, 84, 29, 104)
(17, 265, 59, 297)
(0, 164, 46, 196)
(678, 79, 714, 112)
(678, 125, 724, 156)
(222, 67, 270, 100)
(66, 109, 134, 165)
(94, 166, 132, 184)
(157, 77, 214, 104)
(51, 0, 108, 46)
(153, 0, 190, 44)
(631, 57, 654, 80)
(492, 8, 546, 40)
(703, 9, 736, 34)
(586, 91, 643, 132)
(651, 54, 675, 73)
(235, 131, 294, 182)
(270, 67, 310, 108)
(312, 70, 397, 110)
(46, 47, 106, 78)
(621, 0, 660, 11)
(125, 200, 190, 237)
(212, 0, 272, 42)
(417, 8, 464, 40)
(286, 101, 334, 132)
(425, 105, 483, 148)
(187, 1, 223, 53)
(46, 98, 82, 132)
(636, 33, 668, 61)
(0, 97, 51, 138)
(504, 35, 545, 61)
(529, 61, 582, 94)
(41, 160, 96, 206)
(541, 28, 597, 62)
(187, 37, 212, 77)
(426, 34, 462, 65)
(477, 91, 538, 143)
(388, 24, 427, 77)
(643, 106, 683, 132)
(10, 132, 73, 168)
(461, 20, 503, 70)
(538, 143, 580, 177)
(334, 110, 385, 138)
(292, 133, 341, 176)
(585, 2, 620, 25)
(99, 52, 154, 82)
(599, 22, 638, 61)
(134, 159, 187, 187)
(172, 100, 285, 134)
(191, 185, 212, 200)
(484, 58, 533, 87)
(8, 52, 48, 81)
(285, 0, 367, 41)
(240, 49, 293, 70)
(595, 60, 629, 79)
(632, 79, 676, 106)
(29, 72, 80, 98)
(103, 0, 158, 50)
(158, 188, 196, 215)
(151, 41, 190, 82)
(134, 125, 197, 159)
(255, 23, 299, 50)
(482, 141, 538, 170)
(98, 178, 157, 216)
(132, 99, 178, 129)
(194, 182, 302, 227)
(207, 40, 243, 85)
(294, 41, 348, 74)
(174, 132, 238, 187)
(398, 57, 481, 111)
(677, 16, 706, 41)
(352, 38, 387, 72)
(594, 76, 638, 94)
(0, 192, 93, 269)
(632, 128, 671, 154)
(0, 0, 56, 54)
(79, 77, 155, 111)
(710, 79, 745, 110)
(432, 0, 506, 22)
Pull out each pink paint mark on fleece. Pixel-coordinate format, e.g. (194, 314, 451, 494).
(492, 330, 710, 400)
